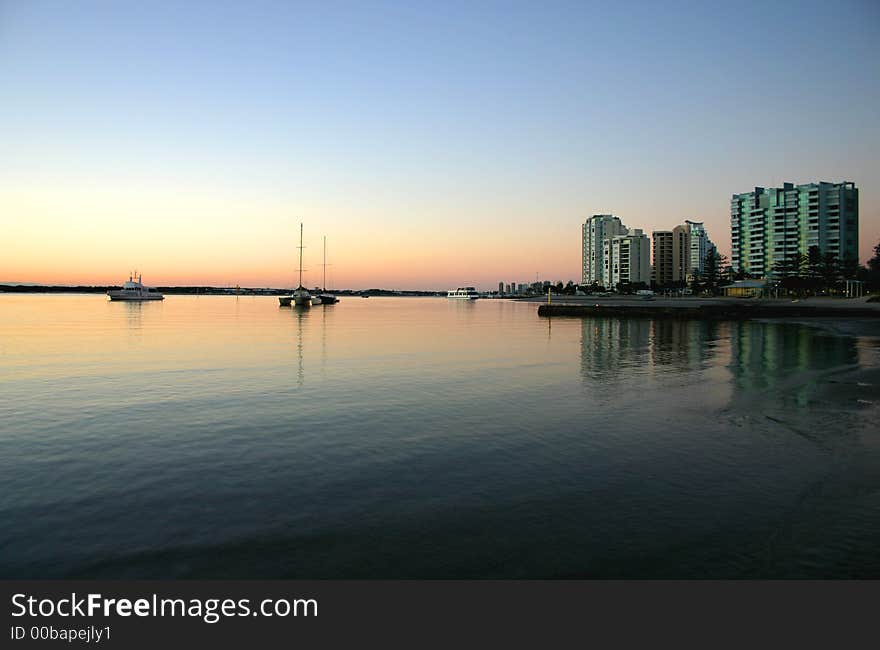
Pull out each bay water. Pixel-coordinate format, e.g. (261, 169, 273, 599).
(2, 295, 878, 577)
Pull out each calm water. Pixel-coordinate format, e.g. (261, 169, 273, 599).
(2, 295, 879, 578)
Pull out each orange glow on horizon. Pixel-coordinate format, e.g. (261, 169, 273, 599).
(2, 183, 877, 289)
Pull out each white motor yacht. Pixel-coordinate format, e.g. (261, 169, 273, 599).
(447, 287, 480, 300)
(107, 273, 164, 301)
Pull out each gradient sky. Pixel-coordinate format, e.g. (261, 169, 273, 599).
(1, 0, 878, 289)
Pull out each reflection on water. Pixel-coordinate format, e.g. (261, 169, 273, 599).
(283, 305, 337, 386)
(728, 321, 859, 406)
(649, 319, 722, 369)
(579, 319, 652, 381)
(123, 300, 144, 327)
(1, 295, 879, 578)
(579, 318, 862, 409)
(293, 307, 307, 387)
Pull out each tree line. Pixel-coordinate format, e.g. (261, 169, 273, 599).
(686, 238, 880, 296)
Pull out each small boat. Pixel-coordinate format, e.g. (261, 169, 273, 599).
(108, 273, 164, 301)
(280, 223, 312, 307)
(447, 287, 480, 300)
(293, 286, 312, 307)
(316, 236, 339, 305)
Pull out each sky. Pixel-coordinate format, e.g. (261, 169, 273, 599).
(1, 0, 878, 289)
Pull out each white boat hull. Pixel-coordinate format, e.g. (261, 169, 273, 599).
(281, 288, 312, 307)
(107, 292, 164, 301)
(447, 287, 480, 299)
(108, 274, 163, 300)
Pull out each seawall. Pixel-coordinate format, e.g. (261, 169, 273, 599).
(537, 302, 880, 320)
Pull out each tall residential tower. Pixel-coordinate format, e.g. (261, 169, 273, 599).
(730, 181, 858, 278)
(651, 225, 691, 287)
(603, 229, 651, 289)
(685, 220, 715, 274)
(582, 214, 628, 286)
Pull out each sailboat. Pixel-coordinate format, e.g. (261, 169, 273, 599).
(279, 223, 312, 307)
(316, 236, 339, 305)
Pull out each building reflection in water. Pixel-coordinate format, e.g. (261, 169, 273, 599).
(648, 319, 722, 371)
(579, 318, 723, 382)
(579, 318, 652, 383)
(726, 321, 858, 407)
(579, 316, 859, 410)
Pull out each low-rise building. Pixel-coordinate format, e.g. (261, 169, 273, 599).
(723, 280, 766, 298)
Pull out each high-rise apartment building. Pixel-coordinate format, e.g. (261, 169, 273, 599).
(652, 231, 673, 286)
(652, 225, 691, 286)
(685, 220, 714, 274)
(730, 181, 858, 278)
(582, 214, 628, 286)
(603, 229, 651, 288)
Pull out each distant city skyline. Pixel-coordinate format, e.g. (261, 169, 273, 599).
(1, 1, 878, 290)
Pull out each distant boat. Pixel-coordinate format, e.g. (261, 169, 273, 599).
(447, 287, 479, 300)
(280, 223, 312, 307)
(316, 236, 339, 305)
(107, 273, 164, 301)
(292, 285, 312, 307)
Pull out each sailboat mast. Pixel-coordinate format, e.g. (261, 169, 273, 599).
(298, 222, 304, 288)
(323, 236, 327, 292)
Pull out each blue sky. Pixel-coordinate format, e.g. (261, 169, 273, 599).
(1, 0, 878, 287)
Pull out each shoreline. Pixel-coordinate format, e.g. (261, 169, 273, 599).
(538, 298, 880, 321)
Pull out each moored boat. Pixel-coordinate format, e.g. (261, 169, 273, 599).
(108, 273, 164, 301)
(316, 236, 339, 305)
(447, 287, 480, 300)
(279, 223, 312, 307)
(292, 286, 312, 306)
